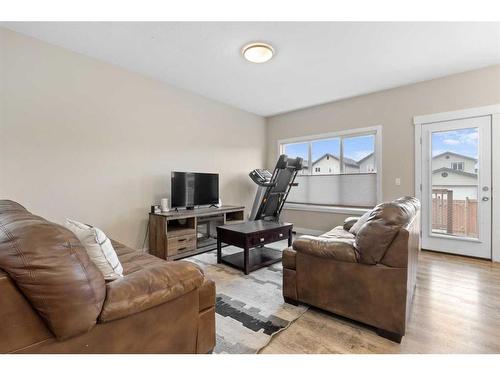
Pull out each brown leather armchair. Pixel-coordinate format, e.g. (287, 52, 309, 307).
(282, 197, 420, 343)
(0, 200, 215, 353)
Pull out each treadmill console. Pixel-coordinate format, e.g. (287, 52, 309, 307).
(249, 169, 272, 185)
(248, 155, 302, 221)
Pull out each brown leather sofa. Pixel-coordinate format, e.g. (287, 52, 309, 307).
(0, 200, 216, 353)
(282, 197, 420, 343)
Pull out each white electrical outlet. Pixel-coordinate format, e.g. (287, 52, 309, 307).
(395, 178, 401, 186)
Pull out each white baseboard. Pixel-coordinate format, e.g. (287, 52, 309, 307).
(292, 226, 324, 236)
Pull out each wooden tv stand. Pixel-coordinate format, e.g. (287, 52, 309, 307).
(148, 205, 245, 261)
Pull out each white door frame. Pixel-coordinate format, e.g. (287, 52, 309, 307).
(414, 104, 500, 262)
(420, 117, 491, 258)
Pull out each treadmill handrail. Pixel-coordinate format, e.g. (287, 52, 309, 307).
(252, 155, 303, 221)
(257, 182, 277, 187)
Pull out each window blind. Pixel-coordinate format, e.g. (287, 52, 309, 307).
(287, 173, 377, 207)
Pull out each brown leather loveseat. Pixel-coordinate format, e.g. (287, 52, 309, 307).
(282, 197, 420, 343)
(0, 200, 215, 353)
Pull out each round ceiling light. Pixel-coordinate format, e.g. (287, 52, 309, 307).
(241, 42, 274, 63)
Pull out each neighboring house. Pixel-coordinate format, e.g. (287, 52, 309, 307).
(343, 156, 361, 174)
(309, 153, 369, 174)
(299, 162, 309, 175)
(294, 152, 376, 175)
(432, 151, 477, 173)
(311, 153, 342, 174)
(432, 151, 478, 200)
(358, 153, 375, 173)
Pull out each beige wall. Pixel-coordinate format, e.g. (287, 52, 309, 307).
(267, 65, 500, 232)
(2, 27, 500, 241)
(0, 28, 266, 248)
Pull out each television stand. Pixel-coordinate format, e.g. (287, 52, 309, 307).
(148, 205, 245, 261)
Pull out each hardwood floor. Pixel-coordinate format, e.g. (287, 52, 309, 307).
(261, 250, 500, 354)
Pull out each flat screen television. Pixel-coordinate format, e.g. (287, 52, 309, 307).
(171, 172, 219, 209)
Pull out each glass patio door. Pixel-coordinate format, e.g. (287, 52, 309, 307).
(420, 116, 491, 259)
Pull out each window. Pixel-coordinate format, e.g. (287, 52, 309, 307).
(281, 131, 376, 176)
(278, 126, 381, 208)
(311, 138, 340, 175)
(283, 142, 309, 175)
(451, 162, 464, 171)
(342, 134, 376, 173)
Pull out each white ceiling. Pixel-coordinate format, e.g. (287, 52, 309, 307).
(3, 22, 500, 116)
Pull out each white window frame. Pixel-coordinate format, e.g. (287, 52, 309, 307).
(277, 125, 383, 214)
(451, 161, 464, 171)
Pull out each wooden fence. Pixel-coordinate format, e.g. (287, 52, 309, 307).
(432, 189, 478, 237)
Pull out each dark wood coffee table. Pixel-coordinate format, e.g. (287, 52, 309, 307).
(216, 220, 293, 275)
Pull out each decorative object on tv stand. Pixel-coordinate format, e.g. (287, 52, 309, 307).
(160, 198, 169, 213)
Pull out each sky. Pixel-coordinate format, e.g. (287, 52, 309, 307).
(284, 135, 375, 163)
(431, 128, 478, 158)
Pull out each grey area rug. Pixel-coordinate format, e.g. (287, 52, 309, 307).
(187, 244, 307, 354)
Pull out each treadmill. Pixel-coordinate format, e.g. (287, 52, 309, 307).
(249, 154, 303, 221)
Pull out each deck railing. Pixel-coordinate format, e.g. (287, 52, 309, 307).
(432, 189, 478, 237)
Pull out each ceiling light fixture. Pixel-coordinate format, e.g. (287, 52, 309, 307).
(241, 42, 274, 63)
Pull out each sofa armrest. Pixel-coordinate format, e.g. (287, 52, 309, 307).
(198, 278, 215, 312)
(196, 279, 216, 354)
(0, 269, 53, 353)
(282, 249, 298, 303)
(282, 248, 297, 270)
(343, 216, 361, 231)
(292, 235, 358, 263)
(99, 260, 204, 323)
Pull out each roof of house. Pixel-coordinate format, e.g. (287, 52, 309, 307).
(357, 152, 374, 164)
(432, 167, 478, 178)
(432, 151, 477, 161)
(312, 153, 359, 167)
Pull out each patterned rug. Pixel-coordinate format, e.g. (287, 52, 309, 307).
(187, 243, 308, 354)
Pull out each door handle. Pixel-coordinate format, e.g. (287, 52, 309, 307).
(482, 197, 490, 201)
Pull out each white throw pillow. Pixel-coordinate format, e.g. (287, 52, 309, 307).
(65, 219, 123, 280)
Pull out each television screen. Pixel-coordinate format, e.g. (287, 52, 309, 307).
(171, 172, 219, 208)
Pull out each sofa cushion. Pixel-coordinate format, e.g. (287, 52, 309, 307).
(343, 217, 361, 231)
(320, 226, 355, 240)
(111, 239, 138, 257)
(355, 197, 419, 265)
(199, 279, 216, 312)
(355, 221, 399, 265)
(392, 196, 420, 224)
(293, 235, 358, 263)
(99, 245, 204, 322)
(0, 200, 106, 340)
(282, 248, 297, 269)
(65, 219, 123, 281)
(349, 210, 372, 234)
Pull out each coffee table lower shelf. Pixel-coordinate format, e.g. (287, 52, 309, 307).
(216, 220, 293, 274)
(219, 247, 282, 274)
